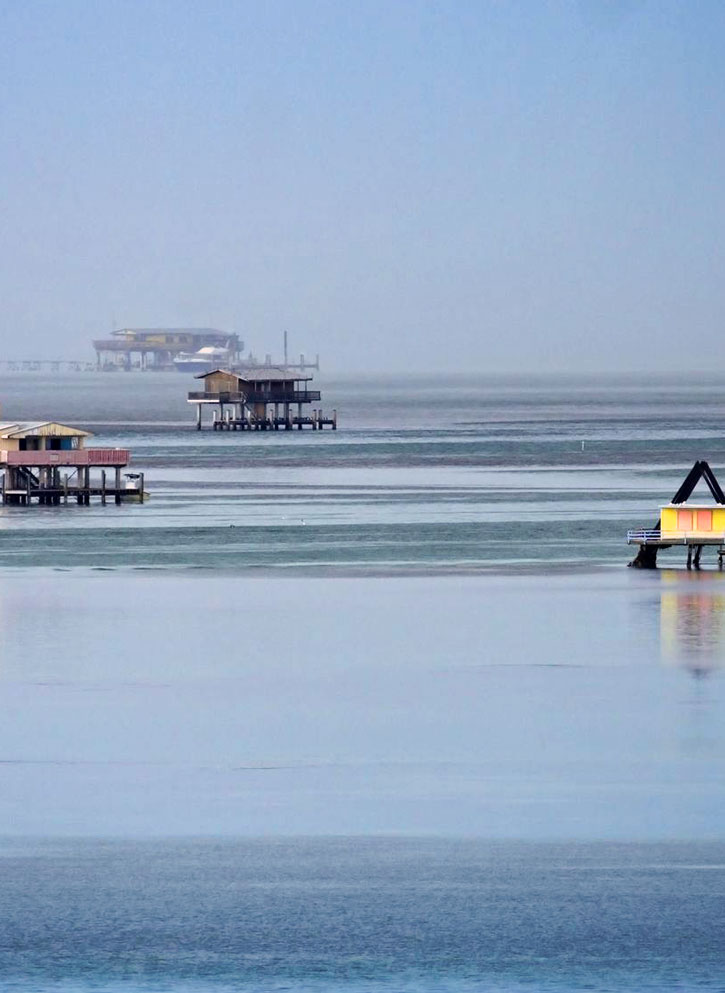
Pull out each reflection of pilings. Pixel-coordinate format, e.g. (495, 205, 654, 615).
(660, 572, 725, 678)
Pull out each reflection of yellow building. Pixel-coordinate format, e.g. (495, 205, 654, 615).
(660, 572, 725, 676)
(661, 504, 725, 540)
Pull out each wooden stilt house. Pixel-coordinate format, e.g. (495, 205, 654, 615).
(0, 422, 144, 505)
(187, 368, 335, 430)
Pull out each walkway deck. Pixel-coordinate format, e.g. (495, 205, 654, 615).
(627, 529, 725, 547)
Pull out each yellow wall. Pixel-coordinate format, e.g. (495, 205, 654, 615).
(145, 333, 191, 345)
(122, 331, 195, 345)
(661, 506, 725, 535)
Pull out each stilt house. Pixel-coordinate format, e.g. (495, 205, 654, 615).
(0, 422, 143, 505)
(628, 461, 725, 569)
(188, 368, 335, 430)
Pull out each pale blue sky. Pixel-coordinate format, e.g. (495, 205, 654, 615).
(1, 0, 724, 371)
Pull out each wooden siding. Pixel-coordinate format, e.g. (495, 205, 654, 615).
(201, 371, 240, 393)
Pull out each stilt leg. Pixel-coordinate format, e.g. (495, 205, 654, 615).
(629, 544, 658, 568)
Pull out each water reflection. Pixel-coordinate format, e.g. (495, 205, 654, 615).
(660, 570, 725, 678)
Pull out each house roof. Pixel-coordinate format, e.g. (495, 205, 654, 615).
(194, 368, 237, 379)
(114, 327, 228, 336)
(0, 421, 93, 439)
(240, 366, 313, 382)
(195, 367, 314, 382)
(663, 503, 724, 509)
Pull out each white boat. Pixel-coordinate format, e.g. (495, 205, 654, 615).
(173, 346, 231, 374)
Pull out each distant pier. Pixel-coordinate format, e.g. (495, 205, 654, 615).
(93, 328, 242, 371)
(0, 360, 96, 373)
(1, 330, 321, 376)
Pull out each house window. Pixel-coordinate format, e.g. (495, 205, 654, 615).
(696, 510, 713, 531)
(678, 509, 693, 530)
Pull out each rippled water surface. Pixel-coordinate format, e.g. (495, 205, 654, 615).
(1, 373, 724, 991)
(2, 372, 725, 570)
(2, 837, 725, 993)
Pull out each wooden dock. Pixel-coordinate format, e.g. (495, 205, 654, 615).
(210, 409, 337, 431)
(1, 451, 145, 506)
(628, 529, 725, 569)
(0, 423, 146, 507)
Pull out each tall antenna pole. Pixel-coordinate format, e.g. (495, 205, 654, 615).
(283, 330, 288, 367)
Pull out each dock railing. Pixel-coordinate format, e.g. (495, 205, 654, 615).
(627, 529, 661, 543)
(627, 528, 725, 544)
(187, 390, 322, 403)
(187, 391, 246, 402)
(247, 389, 321, 403)
(1, 449, 130, 467)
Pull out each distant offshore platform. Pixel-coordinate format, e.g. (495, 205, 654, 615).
(92, 328, 319, 374)
(0, 329, 320, 375)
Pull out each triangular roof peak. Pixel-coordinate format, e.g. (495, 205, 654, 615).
(194, 368, 236, 379)
(0, 421, 93, 439)
(194, 366, 314, 381)
(670, 461, 725, 505)
(240, 366, 313, 380)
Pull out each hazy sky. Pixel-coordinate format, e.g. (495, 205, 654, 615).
(1, 0, 724, 372)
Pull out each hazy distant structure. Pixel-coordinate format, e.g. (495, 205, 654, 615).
(93, 328, 242, 371)
(238, 332, 320, 375)
(238, 353, 320, 375)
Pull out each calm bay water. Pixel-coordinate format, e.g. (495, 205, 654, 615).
(1, 372, 725, 570)
(0, 373, 724, 991)
(2, 837, 725, 993)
